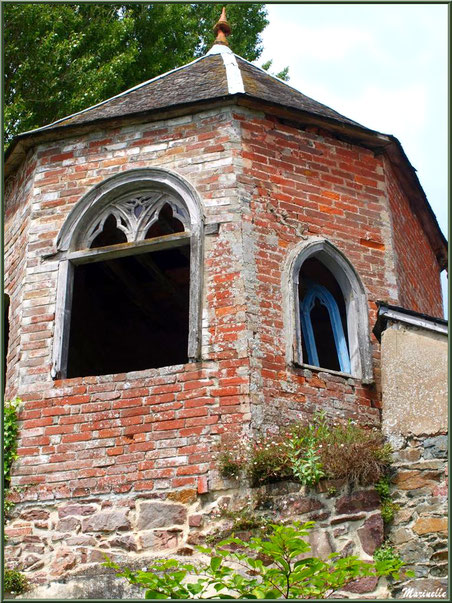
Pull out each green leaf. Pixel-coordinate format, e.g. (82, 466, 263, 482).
(210, 556, 222, 572)
(145, 590, 167, 599)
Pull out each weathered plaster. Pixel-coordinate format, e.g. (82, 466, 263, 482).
(381, 325, 447, 437)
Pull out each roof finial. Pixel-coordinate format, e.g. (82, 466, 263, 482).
(213, 6, 231, 46)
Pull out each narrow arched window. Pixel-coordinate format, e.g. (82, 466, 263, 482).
(284, 238, 373, 382)
(300, 281, 351, 373)
(52, 169, 203, 380)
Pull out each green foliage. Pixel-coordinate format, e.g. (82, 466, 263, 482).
(286, 425, 325, 486)
(106, 521, 406, 599)
(218, 413, 392, 488)
(374, 542, 402, 565)
(375, 476, 399, 523)
(3, 568, 29, 595)
(3, 398, 20, 488)
(261, 59, 290, 81)
(4, 3, 268, 142)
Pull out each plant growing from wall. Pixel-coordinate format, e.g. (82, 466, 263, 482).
(218, 413, 392, 488)
(4, 397, 20, 488)
(106, 521, 410, 599)
(375, 476, 400, 524)
(3, 399, 29, 596)
(374, 542, 403, 566)
(3, 569, 29, 596)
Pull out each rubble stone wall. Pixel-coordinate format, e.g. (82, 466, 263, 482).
(6, 480, 389, 599)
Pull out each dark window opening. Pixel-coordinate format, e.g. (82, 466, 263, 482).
(3, 294, 10, 394)
(90, 214, 128, 248)
(299, 257, 349, 372)
(145, 203, 185, 239)
(310, 299, 340, 371)
(67, 245, 190, 378)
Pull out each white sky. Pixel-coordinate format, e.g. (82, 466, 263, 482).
(256, 1, 448, 316)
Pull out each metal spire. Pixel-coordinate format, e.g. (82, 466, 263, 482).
(213, 7, 231, 46)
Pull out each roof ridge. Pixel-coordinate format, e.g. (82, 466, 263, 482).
(20, 54, 211, 136)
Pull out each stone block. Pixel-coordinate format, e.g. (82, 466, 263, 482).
(20, 508, 50, 521)
(431, 550, 448, 562)
(390, 527, 412, 545)
(357, 513, 383, 555)
(412, 517, 447, 535)
(394, 470, 438, 490)
(330, 512, 367, 525)
(140, 529, 182, 550)
(82, 510, 130, 533)
(167, 488, 197, 504)
(58, 504, 97, 518)
(423, 435, 448, 459)
(109, 535, 137, 551)
(335, 490, 380, 514)
(57, 517, 81, 532)
(343, 575, 379, 594)
(274, 494, 324, 516)
(188, 514, 203, 528)
(309, 529, 333, 559)
(398, 540, 433, 564)
(136, 502, 187, 530)
(50, 549, 77, 576)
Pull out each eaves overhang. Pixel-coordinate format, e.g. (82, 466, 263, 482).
(373, 301, 448, 341)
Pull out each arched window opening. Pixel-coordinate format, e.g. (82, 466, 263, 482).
(299, 258, 350, 373)
(52, 169, 203, 380)
(285, 238, 373, 382)
(67, 246, 190, 378)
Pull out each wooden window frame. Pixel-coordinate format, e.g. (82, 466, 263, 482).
(51, 168, 204, 380)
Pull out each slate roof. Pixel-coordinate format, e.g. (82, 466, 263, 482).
(15, 49, 363, 135)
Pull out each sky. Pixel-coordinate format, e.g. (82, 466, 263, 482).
(256, 2, 448, 315)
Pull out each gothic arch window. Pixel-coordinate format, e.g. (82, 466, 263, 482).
(284, 239, 373, 382)
(52, 168, 204, 379)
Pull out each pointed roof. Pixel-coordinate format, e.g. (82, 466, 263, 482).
(9, 45, 363, 137)
(5, 23, 447, 269)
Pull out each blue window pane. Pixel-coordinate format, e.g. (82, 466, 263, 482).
(300, 282, 351, 373)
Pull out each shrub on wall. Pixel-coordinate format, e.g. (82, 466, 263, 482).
(106, 521, 409, 599)
(218, 413, 392, 487)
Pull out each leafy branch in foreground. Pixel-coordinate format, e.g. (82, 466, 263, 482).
(105, 521, 411, 599)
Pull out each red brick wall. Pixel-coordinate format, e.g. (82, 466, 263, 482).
(13, 362, 250, 501)
(233, 111, 439, 430)
(4, 106, 444, 499)
(383, 157, 443, 317)
(5, 108, 252, 498)
(4, 150, 37, 400)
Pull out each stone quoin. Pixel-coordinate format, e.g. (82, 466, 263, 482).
(3, 8, 447, 599)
